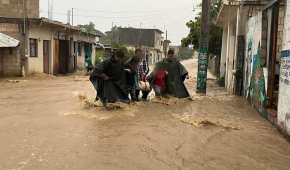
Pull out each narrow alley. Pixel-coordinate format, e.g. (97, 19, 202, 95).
(0, 59, 289, 170)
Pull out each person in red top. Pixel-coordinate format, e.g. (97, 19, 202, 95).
(151, 68, 168, 96)
(148, 49, 190, 98)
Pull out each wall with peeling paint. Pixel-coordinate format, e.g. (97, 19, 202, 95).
(278, 0, 290, 135)
(244, 12, 263, 99)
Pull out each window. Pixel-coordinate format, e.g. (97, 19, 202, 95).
(29, 38, 38, 57)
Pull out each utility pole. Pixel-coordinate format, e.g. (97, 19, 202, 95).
(22, 0, 27, 77)
(138, 22, 143, 47)
(196, 0, 210, 94)
(48, 0, 50, 18)
(165, 29, 168, 58)
(111, 22, 114, 47)
(67, 10, 71, 24)
(71, 8, 74, 26)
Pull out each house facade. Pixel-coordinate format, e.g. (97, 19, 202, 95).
(74, 32, 99, 70)
(0, 17, 99, 76)
(0, 0, 100, 76)
(217, 0, 290, 136)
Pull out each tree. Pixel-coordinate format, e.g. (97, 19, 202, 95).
(78, 22, 98, 35)
(181, 17, 201, 49)
(181, 0, 223, 55)
(100, 26, 119, 45)
(100, 31, 112, 44)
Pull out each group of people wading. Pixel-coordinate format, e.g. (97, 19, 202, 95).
(89, 48, 190, 106)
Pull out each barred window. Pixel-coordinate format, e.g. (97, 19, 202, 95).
(29, 38, 38, 57)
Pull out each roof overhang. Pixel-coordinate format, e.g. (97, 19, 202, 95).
(215, 0, 281, 26)
(0, 33, 19, 47)
(35, 18, 80, 32)
(216, 4, 239, 26)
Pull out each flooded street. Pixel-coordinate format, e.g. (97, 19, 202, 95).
(0, 59, 289, 170)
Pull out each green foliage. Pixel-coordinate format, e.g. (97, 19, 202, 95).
(100, 26, 118, 45)
(181, 0, 223, 55)
(100, 31, 112, 44)
(79, 22, 98, 35)
(181, 17, 201, 49)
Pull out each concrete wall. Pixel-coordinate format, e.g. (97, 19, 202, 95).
(0, 0, 39, 18)
(223, 7, 238, 93)
(77, 42, 85, 70)
(219, 6, 241, 93)
(220, 26, 228, 78)
(0, 47, 21, 76)
(244, 12, 263, 96)
(278, 0, 290, 135)
(27, 25, 53, 74)
(225, 20, 236, 92)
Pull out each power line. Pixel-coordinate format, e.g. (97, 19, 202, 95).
(40, 10, 168, 19)
(39, 11, 187, 24)
(73, 6, 188, 14)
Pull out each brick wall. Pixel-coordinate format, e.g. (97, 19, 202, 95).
(0, 0, 39, 18)
(0, 22, 26, 66)
(0, 47, 21, 76)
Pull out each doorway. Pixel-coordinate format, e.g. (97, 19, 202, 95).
(43, 40, 50, 74)
(235, 36, 245, 96)
(53, 39, 70, 75)
(266, 3, 280, 110)
(59, 40, 69, 74)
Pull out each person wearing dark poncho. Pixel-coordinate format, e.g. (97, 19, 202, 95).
(150, 49, 190, 98)
(89, 50, 129, 105)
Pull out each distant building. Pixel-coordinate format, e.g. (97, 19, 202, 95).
(169, 45, 180, 56)
(112, 27, 165, 64)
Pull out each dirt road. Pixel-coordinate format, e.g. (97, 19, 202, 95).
(0, 59, 289, 170)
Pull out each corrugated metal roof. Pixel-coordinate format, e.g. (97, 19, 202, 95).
(0, 33, 19, 48)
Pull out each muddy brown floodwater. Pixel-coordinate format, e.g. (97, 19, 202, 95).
(0, 59, 289, 170)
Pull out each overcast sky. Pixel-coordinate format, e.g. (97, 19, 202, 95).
(40, 0, 201, 45)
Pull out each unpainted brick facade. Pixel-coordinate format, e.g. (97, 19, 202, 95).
(0, 0, 39, 18)
(0, 22, 24, 76)
(0, 47, 21, 76)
